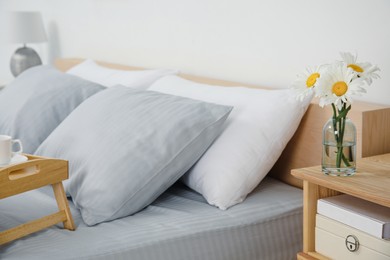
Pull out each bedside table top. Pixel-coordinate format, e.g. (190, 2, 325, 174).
(291, 153, 390, 208)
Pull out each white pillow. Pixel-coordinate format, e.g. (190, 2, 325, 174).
(67, 59, 177, 88)
(149, 75, 312, 210)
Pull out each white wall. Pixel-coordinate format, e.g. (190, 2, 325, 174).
(1, 0, 389, 105)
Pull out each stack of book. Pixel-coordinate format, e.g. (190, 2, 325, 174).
(315, 194, 390, 259)
(317, 194, 390, 240)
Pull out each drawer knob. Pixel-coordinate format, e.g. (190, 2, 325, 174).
(345, 235, 359, 252)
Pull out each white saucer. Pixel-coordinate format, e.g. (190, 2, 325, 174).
(0, 154, 28, 167)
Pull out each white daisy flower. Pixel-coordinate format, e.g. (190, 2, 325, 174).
(292, 66, 322, 101)
(315, 63, 366, 110)
(340, 52, 381, 85)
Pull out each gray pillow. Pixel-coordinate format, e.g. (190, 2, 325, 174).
(0, 66, 104, 154)
(35, 86, 232, 225)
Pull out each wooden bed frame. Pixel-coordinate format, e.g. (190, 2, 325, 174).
(55, 58, 390, 189)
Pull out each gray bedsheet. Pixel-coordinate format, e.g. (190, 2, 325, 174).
(0, 177, 303, 260)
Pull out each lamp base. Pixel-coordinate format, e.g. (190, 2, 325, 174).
(10, 46, 42, 77)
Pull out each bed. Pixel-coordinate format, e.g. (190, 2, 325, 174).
(0, 58, 389, 260)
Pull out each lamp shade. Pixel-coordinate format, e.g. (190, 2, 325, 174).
(8, 11, 47, 44)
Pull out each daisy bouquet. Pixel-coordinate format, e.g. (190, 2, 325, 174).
(293, 52, 380, 172)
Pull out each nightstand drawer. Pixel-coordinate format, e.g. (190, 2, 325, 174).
(315, 214, 390, 260)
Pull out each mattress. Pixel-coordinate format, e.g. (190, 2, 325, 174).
(0, 177, 303, 260)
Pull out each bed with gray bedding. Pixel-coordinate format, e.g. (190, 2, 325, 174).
(0, 177, 302, 260)
(0, 63, 308, 259)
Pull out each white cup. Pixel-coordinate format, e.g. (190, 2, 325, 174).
(0, 135, 23, 165)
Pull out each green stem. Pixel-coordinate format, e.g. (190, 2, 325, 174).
(332, 103, 351, 169)
(331, 104, 339, 144)
(337, 109, 343, 168)
(341, 120, 351, 167)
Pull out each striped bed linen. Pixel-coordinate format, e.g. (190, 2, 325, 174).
(0, 177, 303, 260)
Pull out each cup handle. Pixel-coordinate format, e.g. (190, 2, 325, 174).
(12, 139, 23, 154)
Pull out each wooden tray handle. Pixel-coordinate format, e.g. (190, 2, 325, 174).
(5, 159, 43, 180)
(0, 157, 67, 182)
(0, 156, 68, 199)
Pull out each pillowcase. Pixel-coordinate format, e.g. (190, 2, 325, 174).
(0, 66, 104, 154)
(35, 86, 232, 226)
(149, 75, 312, 210)
(67, 59, 177, 88)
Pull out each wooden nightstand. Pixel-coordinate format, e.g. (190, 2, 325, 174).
(291, 153, 390, 260)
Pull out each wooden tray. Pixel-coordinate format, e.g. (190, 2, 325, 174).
(0, 154, 75, 245)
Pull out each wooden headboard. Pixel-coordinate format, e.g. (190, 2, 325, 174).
(55, 58, 390, 188)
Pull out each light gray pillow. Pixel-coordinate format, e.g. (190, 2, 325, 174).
(35, 86, 232, 226)
(0, 66, 104, 154)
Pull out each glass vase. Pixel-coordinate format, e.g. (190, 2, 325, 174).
(322, 117, 356, 176)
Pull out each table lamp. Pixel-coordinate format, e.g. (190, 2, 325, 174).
(8, 11, 47, 77)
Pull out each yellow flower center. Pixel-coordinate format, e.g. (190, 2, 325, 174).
(347, 64, 364, 73)
(306, 73, 320, 88)
(332, 81, 348, 97)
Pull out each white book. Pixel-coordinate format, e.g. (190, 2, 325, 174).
(317, 194, 390, 239)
